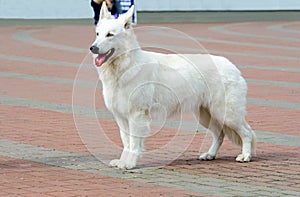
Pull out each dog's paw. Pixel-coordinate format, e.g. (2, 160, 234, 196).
(199, 153, 216, 161)
(109, 159, 136, 170)
(236, 154, 251, 162)
(109, 159, 122, 167)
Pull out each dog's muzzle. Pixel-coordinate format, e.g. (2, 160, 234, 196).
(90, 45, 115, 67)
(90, 45, 99, 54)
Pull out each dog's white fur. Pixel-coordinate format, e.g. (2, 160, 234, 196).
(91, 4, 256, 169)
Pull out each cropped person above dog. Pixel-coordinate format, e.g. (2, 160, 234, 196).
(91, 0, 122, 25)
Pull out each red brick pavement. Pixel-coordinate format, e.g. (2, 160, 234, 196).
(0, 20, 300, 196)
(0, 156, 203, 196)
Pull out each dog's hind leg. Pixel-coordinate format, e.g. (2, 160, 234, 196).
(235, 120, 256, 162)
(197, 106, 210, 129)
(199, 119, 224, 160)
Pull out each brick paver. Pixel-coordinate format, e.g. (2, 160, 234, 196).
(0, 156, 202, 197)
(0, 16, 300, 196)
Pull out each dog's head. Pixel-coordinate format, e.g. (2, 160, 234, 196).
(90, 3, 135, 67)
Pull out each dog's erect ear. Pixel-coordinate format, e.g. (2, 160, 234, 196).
(99, 2, 113, 20)
(120, 5, 135, 29)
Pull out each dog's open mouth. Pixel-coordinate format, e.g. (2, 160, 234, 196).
(95, 48, 115, 67)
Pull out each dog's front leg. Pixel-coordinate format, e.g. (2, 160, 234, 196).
(109, 116, 132, 168)
(119, 110, 150, 169)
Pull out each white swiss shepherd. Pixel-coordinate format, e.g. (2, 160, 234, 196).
(90, 4, 256, 169)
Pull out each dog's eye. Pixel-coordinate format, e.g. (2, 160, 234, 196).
(96, 32, 99, 36)
(106, 32, 114, 37)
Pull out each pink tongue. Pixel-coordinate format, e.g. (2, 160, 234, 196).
(95, 55, 106, 67)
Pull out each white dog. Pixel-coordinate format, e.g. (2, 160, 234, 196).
(90, 4, 256, 169)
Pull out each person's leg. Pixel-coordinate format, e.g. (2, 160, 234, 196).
(91, 0, 102, 25)
(110, 0, 122, 18)
(114, 0, 122, 14)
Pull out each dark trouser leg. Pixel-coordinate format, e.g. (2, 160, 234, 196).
(91, 0, 102, 25)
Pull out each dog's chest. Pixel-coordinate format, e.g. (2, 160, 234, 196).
(102, 84, 130, 115)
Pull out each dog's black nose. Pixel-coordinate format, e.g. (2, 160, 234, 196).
(90, 45, 99, 54)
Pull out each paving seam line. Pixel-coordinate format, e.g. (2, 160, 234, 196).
(1, 53, 300, 73)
